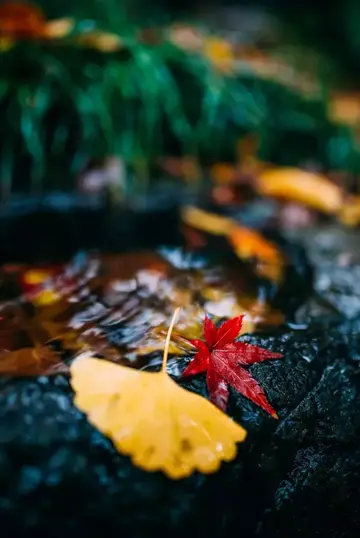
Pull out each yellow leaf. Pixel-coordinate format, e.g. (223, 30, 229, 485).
(181, 206, 234, 235)
(256, 168, 343, 214)
(181, 206, 285, 283)
(44, 18, 74, 38)
(337, 196, 360, 227)
(204, 37, 234, 74)
(77, 31, 123, 52)
(70, 308, 246, 479)
(31, 288, 61, 306)
(0, 36, 14, 51)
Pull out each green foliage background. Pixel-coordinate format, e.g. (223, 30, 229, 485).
(0, 0, 359, 196)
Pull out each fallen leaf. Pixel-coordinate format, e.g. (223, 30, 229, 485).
(76, 31, 123, 52)
(210, 163, 237, 184)
(256, 168, 343, 214)
(183, 315, 282, 416)
(228, 225, 283, 264)
(134, 300, 256, 360)
(181, 206, 285, 283)
(0, 346, 67, 375)
(0, 2, 73, 40)
(181, 206, 234, 235)
(44, 17, 74, 38)
(168, 24, 205, 52)
(337, 196, 360, 227)
(70, 308, 247, 479)
(0, 2, 46, 39)
(31, 289, 62, 306)
(328, 92, 360, 127)
(204, 37, 234, 74)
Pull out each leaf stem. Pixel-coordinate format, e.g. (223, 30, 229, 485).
(162, 307, 180, 374)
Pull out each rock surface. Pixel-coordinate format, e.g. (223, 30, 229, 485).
(0, 223, 360, 537)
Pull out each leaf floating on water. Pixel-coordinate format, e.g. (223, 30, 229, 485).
(183, 315, 282, 416)
(70, 308, 247, 479)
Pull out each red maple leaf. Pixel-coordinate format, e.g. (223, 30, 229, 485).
(182, 315, 282, 417)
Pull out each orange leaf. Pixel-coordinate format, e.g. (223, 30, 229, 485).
(70, 308, 247, 479)
(0, 2, 72, 40)
(256, 168, 343, 214)
(329, 92, 360, 127)
(0, 2, 45, 38)
(228, 225, 284, 283)
(181, 206, 285, 284)
(0, 346, 67, 376)
(210, 163, 237, 184)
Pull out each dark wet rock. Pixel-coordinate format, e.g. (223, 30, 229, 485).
(259, 444, 360, 538)
(294, 295, 343, 327)
(314, 264, 360, 319)
(240, 334, 360, 538)
(1, 226, 360, 538)
(0, 375, 250, 538)
(338, 319, 360, 361)
(1, 322, 360, 537)
(273, 361, 360, 446)
(181, 326, 360, 537)
(285, 225, 360, 319)
(282, 225, 360, 267)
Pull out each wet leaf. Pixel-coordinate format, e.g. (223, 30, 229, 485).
(0, 2, 73, 40)
(183, 315, 282, 416)
(204, 37, 234, 74)
(71, 309, 247, 479)
(329, 92, 360, 127)
(181, 206, 234, 235)
(210, 163, 237, 184)
(76, 31, 123, 52)
(256, 168, 343, 214)
(0, 346, 67, 376)
(338, 196, 360, 227)
(228, 225, 285, 283)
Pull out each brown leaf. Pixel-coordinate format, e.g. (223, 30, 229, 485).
(0, 346, 67, 376)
